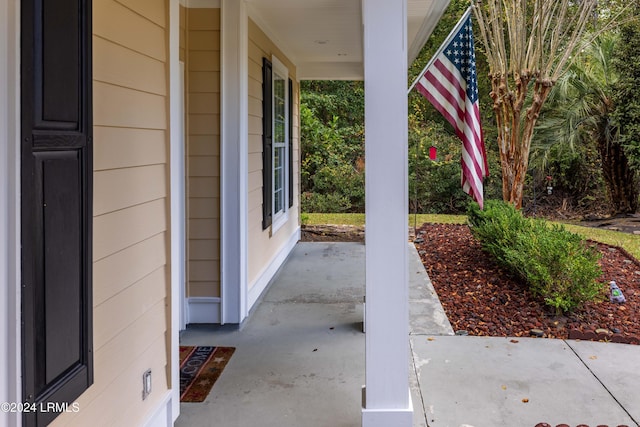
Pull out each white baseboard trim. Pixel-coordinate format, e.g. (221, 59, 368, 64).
(187, 297, 221, 324)
(248, 226, 300, 311)
(361, 387, 414, 427)
(142, 390, 174, 427)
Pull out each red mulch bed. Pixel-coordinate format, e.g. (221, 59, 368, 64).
(414, 223, 640, 344)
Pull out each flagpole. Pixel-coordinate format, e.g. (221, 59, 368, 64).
(407, 6, 473, 95)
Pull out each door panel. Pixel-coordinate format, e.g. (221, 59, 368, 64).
(40, 153, 83, 383)
(41, 1, 80, 125)
(21, 1, 93, 425)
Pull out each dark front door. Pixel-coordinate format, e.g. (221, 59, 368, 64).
(21, 1, 93, 425)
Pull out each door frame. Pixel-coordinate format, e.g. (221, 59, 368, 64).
(169, 0, 183, 419)
(175, 60, 187, 331)
(0, 0, 22, 424)
(220, 0, 249, 324)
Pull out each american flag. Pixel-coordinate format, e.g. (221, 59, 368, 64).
(411, 8, 488, 208)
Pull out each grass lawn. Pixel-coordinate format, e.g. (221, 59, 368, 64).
(302, 212, 640, 260)
(562, 223, 640, 260)
(302, 213, 466, 227)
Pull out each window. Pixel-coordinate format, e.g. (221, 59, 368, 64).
(262, 56, 293, 232)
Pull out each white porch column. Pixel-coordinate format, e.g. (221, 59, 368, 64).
(220, 0, 249, 323)
(362, 0, 413, 426)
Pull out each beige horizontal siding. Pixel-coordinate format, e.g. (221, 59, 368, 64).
(189, 114, 220, 135)
(94, 82, 166, 129)
(93, 0, 165, 62)
(189, 197, 220, 218)
(94, 164, 166, 216)
(189, 134, 220, 155)
(185, 8, 221, 301)
(189, 260, 220, 282)
(100, 334, 169, 427)
(189, 239, 220, 260)
(189, 218, 219, 240)
(188, 51, 220, 71)
(93, 198, 167, 261)
(50, 301, 167, 426)
(247, 18, 300, 288)
(93, 266, 166, 350)
(247, 78, 262, 103)
(248, 152, 262, 172)
(247, 204, 262, 228)
(189, 71, 220, 92)
(248, 187, 261, 211)
(248, 170, 262, 193)
(189, 282, 220, 298)
(93, 127, 166, 171)
(189, 155, 220, 177)
(189, 92, 220, 114)
(247, 95, 261, 117)
(247, 57, 261, 80)
(51, 0, 171, 424)
(248, 133, 262, 153)
(187, 8, 221, 30)
(189, 30, 220, 50)
(93, 36, 166, 96)
(247, 115, 262, 136)
(117, 0, 166, 27)
(93, 232, 166, 308)
(189, 176, 219, 197)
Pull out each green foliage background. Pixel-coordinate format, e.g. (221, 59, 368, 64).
(300, 81, 365, 212)
(612, 16, 640, 170)
(300, 0, 501, 214)
(299, 0, 639, 215)
(407, 0, 501, 214)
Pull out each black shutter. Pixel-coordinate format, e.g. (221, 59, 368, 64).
(21, 0, 93, 425)
(288, 78, 294, 208)
(262, 58, 273, 229)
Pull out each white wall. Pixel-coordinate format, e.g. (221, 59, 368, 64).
(0, 0, 21, 426)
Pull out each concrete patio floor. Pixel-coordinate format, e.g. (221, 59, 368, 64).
(176, 242, 640, 427)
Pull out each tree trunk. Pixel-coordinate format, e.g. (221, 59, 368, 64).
(598, 137, 639, 214)
(491, 73, 553, 209)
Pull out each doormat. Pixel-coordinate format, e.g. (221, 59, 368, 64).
(179, 346, 235, 402)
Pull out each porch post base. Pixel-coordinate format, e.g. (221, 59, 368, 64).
(361, 386, 414, 427)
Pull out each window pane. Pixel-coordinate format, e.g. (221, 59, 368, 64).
(272, 69, 287, 218)
(273, 146, 284, 214)
(273, 73, 286, 144)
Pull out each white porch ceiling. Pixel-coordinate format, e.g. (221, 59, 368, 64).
(246, 0, 451, 80)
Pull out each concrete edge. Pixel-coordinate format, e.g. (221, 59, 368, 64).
(407, 242, 454, 336)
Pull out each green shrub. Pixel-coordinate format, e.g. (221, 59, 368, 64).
(467, 199, 531, 258)
(301, 192, 352, 213)
(468, 201, 604, 313)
